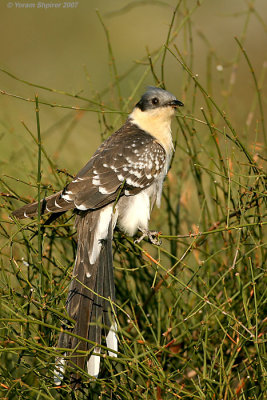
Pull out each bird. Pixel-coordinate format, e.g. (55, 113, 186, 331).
(12, 86, 184, 384)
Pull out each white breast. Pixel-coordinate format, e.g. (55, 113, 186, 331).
(117, 187, 152, 236)
(117, 168, 167, 237)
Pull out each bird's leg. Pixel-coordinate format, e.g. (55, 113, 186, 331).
(134, 229, 162, 246)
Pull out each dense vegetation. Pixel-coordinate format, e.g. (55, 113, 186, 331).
(0, 1, 266, 398)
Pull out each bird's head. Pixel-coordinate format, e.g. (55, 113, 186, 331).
(129, 87, 183, 135)
(135, 86, 184, 113)
(129, 87, 184, 153)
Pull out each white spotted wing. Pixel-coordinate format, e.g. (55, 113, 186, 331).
(61, 120, 167, 210)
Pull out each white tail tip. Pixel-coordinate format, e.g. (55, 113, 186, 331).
(87, 347, 101, 377)
(106, 322, 118, 357)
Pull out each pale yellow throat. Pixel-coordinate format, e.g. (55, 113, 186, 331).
(129, 106, 175, 158)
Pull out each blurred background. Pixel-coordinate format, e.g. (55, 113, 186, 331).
(1, 0, 266, 174)
(0, 1, 266, 398)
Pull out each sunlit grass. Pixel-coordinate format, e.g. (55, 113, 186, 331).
(0, 2, 266, 399)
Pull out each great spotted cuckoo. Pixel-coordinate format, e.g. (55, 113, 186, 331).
(12, 87, 184, 383)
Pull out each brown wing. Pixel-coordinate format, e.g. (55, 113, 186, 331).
(12, 120, 166, 218)
(61, 120, 166, 210)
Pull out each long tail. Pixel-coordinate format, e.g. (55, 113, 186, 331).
(12, 195, 118, 383)
(55, 206, 117, 384)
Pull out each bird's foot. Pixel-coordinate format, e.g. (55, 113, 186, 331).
(134, 229, 162, 246)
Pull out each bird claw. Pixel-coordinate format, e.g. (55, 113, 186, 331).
(134, 229, 162, 246)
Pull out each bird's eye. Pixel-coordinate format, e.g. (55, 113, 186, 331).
(151, 97, 159, 105)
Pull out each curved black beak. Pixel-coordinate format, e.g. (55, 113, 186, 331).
(168, 99, 184, 108)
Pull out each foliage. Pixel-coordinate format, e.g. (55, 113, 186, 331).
(0, 1, 266, 399)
